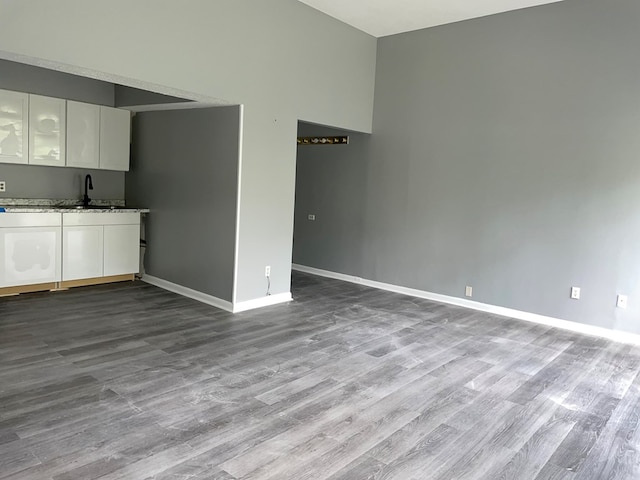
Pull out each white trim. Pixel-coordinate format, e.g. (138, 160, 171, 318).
(292, 264, 640, 346)
(127, 102, 231, 113)
(142, 274, 233, 312)
(232, 105, 244, 306)
(142, 274, 292, 314)
(232, 292, 293, 313)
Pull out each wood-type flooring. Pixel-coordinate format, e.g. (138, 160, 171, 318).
(2, 271, 640, 479)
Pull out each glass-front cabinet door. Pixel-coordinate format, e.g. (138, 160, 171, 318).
(29, 94, 66, 167)
(67, 101, 100, 169)
(0, 89, 29, 164)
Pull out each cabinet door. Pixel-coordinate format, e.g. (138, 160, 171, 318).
(66, 101, 100, 169)
(0, 89, 29, 165)
(0, 226, 62, 287)
(29, 94, 66, 167)
(100, 106, 130, 171)
(62, 225, 103, 281)
(103, 224, 139, 276)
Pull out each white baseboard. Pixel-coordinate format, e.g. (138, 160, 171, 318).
(292, 264, 640, 346)
(233, 292, 293, 313)
(142, 274, 233, 312)
(142, 274, 292, 314)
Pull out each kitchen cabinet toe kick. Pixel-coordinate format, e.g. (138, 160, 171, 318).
(59, 273, 135, 289)
(0, 274, 135, 296)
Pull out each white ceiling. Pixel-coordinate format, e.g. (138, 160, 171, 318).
(298, 0, 565, 37)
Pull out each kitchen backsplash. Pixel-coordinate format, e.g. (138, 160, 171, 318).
(0, 164, 125, 200)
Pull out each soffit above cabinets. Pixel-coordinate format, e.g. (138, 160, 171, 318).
(297, 0, 565, 37)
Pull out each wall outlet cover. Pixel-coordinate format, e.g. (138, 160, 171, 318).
(617, 294, 628, 309)
(465, 286, 472, 297)
(0, 181, 5, 192)
(571, 287, 581, 300)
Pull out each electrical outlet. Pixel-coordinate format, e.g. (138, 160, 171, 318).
(465, 286, 473, 297)
(617, 294, 628, 309)
(0, 181, 5, 192)
(570, 287, 581, 300)
(265, 266, 271, 277)
(308, 214, 316, 221)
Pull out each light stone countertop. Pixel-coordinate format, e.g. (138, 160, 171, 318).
(1, 207, 150, 213)
(0, 198, 149, 213)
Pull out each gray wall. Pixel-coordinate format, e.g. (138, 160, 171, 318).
(0, 59, 125, 201)
(293, 123, 369, 275)
(126, 106, 240, 302)
(0, 0, 377, 303)
(295, 0, 640, 334)
(0, 58, 114, 105)
(0, 164, 124, 200)
(114, 85, 190, 108)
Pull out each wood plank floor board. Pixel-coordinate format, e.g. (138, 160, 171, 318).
(27, 411, 161, 464)
(5, 390, 127, 440)
(425, 399, 524, 480)
(2, 271, 640, 479)
(370, 423, 462, 479)
(1, 382, 119, 426)
(507, 347, 606, 407)
(249, 406, 419, 480)
(372, 340, 446, 369)
(0, 431, 19, 447)
(239, 430, 342, 479)
(571, 378, 640, 480)
(145, 464, 237, 480)
(0, 440, 41, 478)
(219, 387, 376, 475)
(221, 371, 434, 476)
(366, 386, 477, 464)
(484, 413, 576, 480)
(325, 455, 386, 480)
(465, 368, 531, 397)
(549, 410, 615, 473)
(535, 463, 577, 480)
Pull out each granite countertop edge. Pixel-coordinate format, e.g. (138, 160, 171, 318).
(0, 198, 149, 213)
(2, 207, 150, 213)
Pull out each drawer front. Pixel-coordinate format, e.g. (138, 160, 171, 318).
(0, 213, 61, 228)
(63, 212, 140, 226)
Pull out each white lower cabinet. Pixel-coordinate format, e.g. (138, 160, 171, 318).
(104, 224, 140, 276)
(62, 225, 103, 281)
(62, 212, 140, 281)
(0, 213, 62, 288)
(0, 211, 140, 290)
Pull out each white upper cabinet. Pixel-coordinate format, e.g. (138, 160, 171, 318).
(29, 94, 66, 167)
(0, 89, 29, 165)
(100, 106, 130, 171)
(1, 88, 130, 171)
(66, 101, 100, 169)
